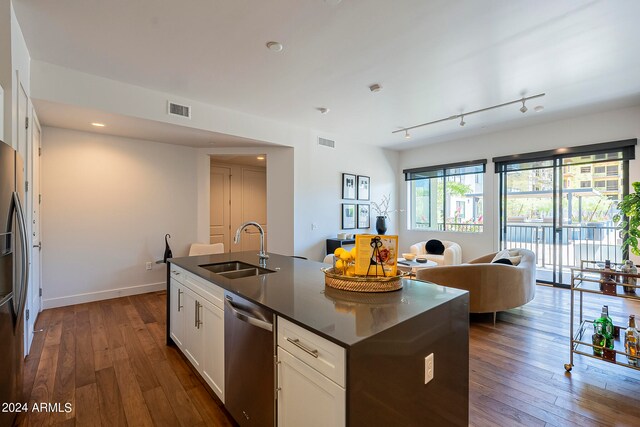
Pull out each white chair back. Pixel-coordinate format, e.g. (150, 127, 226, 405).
(189, 243, 225, 256)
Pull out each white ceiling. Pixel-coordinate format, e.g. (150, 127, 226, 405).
(33, 99, 275, 148)
(14, 0, 640, 149)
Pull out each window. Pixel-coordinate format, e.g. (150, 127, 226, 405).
(606, 165, 618, 176)
(594, 166, 606, 174)
(580, 180, 591, 188)
(405, 160, 486, 232)
(594, 180, 606, 188)
(580, 166, 591, 173)
(606, 180, 618, 191)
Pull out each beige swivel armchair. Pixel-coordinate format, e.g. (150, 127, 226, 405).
(409, 240, 462, 265)
(416, 248, 536, 324)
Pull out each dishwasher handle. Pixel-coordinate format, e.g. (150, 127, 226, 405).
(225, 297, 273, 332)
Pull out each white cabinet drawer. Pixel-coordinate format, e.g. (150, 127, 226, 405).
(171, 264, 224, 309)
(277, 317, 346, 388)
(169, 265, 187, 285)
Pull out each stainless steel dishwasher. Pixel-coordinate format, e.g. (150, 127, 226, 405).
(224, 291, 275, 427)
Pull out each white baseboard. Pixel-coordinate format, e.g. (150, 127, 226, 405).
(42, 281, 166, 309)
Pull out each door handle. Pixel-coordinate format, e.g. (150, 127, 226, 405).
(12, 192, 29, 322)
(177, 289, 183, 312)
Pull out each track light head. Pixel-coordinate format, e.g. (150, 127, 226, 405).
(520, 100, 528, 113)
(404, 130, 411, 139)
(460, 116, 466, 127)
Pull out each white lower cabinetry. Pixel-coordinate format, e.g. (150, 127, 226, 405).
(277, 347, 345, 427)
(169, 265, 225, 402)
(277, 317, 345, 427)
(200, 297, 225, 400)
(169, 278, 185, 349)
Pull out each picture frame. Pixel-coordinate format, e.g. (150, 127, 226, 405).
(342, 203, 356, 229)
(342, 173, 357, 200)
(357, 204, 370, 229)
(357, 175, 370, 201)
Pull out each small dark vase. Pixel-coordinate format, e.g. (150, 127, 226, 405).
(375, 216, 388, 235)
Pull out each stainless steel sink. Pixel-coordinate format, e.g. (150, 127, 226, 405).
(199, 261, 275, 279)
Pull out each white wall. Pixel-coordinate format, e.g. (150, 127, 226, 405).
(41, 127, 198, 308)
(398, 105, 640, 263)
(292, 134, 399, 260)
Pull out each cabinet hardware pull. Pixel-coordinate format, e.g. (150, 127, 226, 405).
(195, 301, 199, 328)
(178, 289, 183, 311)
(197, 301, 203, 328)
(286, 337, 319, 358)
(172, 271, 180, 275)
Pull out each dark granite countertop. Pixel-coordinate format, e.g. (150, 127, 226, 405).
(169, 252, 467, 348)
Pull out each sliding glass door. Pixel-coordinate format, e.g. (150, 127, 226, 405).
(496, 141, 635, 286)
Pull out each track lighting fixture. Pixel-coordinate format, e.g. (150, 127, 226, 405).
(393, 93, 545, 137)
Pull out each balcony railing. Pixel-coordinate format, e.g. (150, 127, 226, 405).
(504, 223, 623, 271)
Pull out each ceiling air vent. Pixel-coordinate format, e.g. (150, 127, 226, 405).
(168, 101, 191, 119)
(318, 137, 335, 148)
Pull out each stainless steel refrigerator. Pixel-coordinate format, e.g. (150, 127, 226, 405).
(0, 141, 29, 427)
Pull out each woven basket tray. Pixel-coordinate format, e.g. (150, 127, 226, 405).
(322, 267, 404, 293)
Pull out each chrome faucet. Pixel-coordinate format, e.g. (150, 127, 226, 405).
(234, 221, 269, 263)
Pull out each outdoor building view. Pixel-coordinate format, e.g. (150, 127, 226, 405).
(503, 153, 625, 283)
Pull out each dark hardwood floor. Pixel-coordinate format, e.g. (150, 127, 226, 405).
(18, 286, 640, 426)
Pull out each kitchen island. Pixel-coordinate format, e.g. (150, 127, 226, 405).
(167, 251, 469, 426)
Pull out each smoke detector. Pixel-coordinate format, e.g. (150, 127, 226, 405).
(369, 83, 382, 93)
(317, 107, 330, 114)
(266, 41, 283, 52)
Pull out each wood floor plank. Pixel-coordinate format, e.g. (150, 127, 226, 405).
(75, 310, 95, 388)
(75, 383, 101, 427)
(88, 303, 112, 371)
(142, 386, 180, 427)
(119, 324, 160, 392)
(95, 367, 127, 427)
(49, 325, 76, 424)
(26, 342, 59, 427)
(112, 358, 154, 427)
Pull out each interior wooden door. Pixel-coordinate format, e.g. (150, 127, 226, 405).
(239, 168, 267, 252)
(210, 166, 231, 251)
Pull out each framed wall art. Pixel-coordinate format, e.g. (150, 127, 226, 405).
(357, 175, 370, 201)
(342, 203, 356, 229)
(357, 204, 370, 229)
(342, 173, 357, 200)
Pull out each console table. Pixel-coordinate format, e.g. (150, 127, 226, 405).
(326, 238, 356, 255)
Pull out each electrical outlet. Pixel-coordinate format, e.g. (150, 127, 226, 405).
(145, 262, 153, 271)
(425, 353, 434, 384)
(311, 223, 318, 230)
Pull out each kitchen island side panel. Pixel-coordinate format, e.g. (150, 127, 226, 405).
(347, 292, 469, 427)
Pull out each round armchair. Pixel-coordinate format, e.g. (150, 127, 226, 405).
(409, 240, 462, 266)
(415, 248, 536, 323)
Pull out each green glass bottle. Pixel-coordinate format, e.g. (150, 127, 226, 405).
(596, 305, 615, 349)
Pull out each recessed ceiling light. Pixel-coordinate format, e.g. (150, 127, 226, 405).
(257, 156, 265, 160)
(369, 83, 382, 93)
(266, 41, 283, 52)
(534, 105, 545, 112)
(91, 122, 105, 127)
(317, 107, 330, 114)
